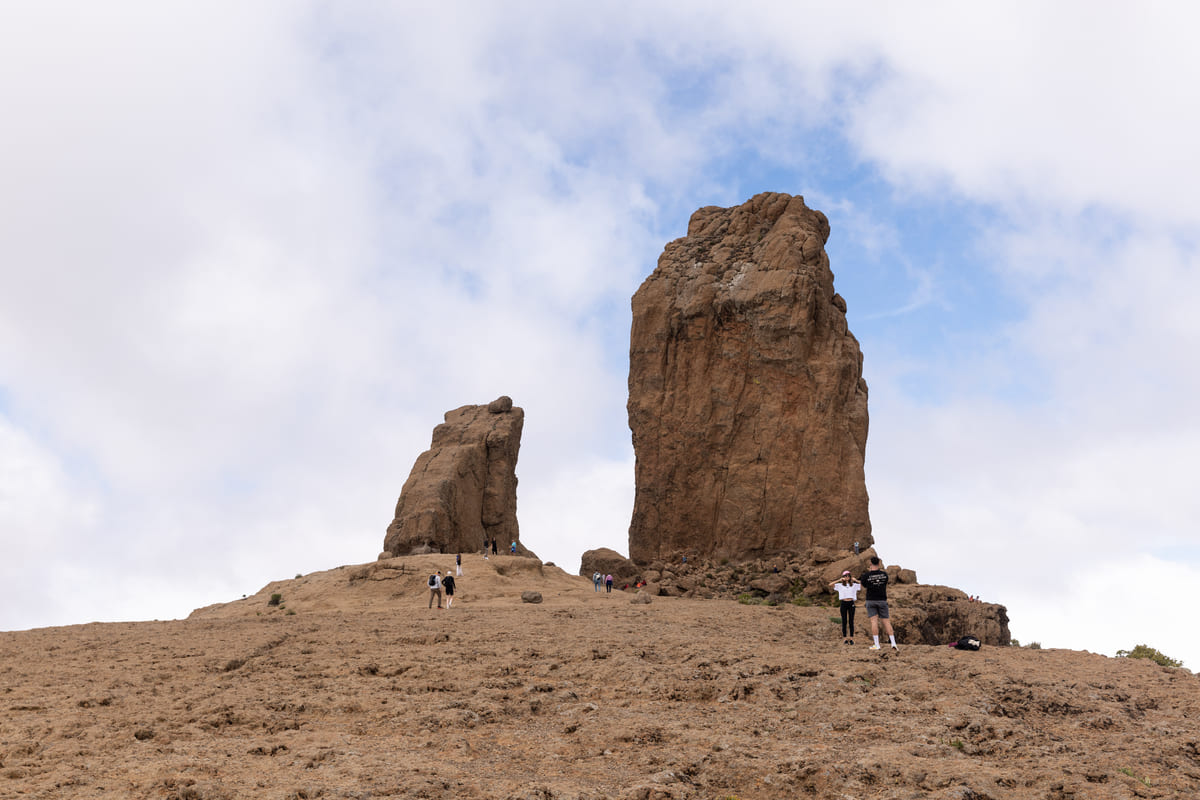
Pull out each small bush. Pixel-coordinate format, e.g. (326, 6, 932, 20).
(737, 593, 764, 606)
(1027, 641, 1041, 650)
(268, 594, 282, 607)
(1116, 644, 1182, 668)
(791, 595, 812, 607)
(1009, 638, 1021, 647)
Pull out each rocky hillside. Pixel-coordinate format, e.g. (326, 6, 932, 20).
(2, 554, 1196, 799)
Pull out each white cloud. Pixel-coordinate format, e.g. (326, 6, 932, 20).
(1, 3, 1197, 674)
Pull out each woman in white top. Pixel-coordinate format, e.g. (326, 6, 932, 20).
(830, 570, 862, 644)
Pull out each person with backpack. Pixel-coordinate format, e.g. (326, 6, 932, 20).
(427, 570, 443, 609)
(593, 572, 602, 592)
(829, 570, 861, 645)
(442, 570, 457, 609)
(859, 556, 898, 650)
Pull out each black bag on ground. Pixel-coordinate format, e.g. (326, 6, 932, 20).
(955, 635, 982, 650)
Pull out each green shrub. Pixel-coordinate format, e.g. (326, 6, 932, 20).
(1116, 644, 1182, 668)
(268, 593, 282, 607)
(1009, 638, 1021, 647)
(736, 593, 762, 605)
(1027, 641, 1041, 650)
(791, 594, 812, 607)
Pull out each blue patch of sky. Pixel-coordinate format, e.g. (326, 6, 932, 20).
(688, 129, 1036, 407)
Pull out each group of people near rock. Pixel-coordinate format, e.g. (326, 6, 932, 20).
(480, 539, 518, 558)
(828, 556, 898, 650)
(591, 572, 614, 593)
(426, 553, 465, 609)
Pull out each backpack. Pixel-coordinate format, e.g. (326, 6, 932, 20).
(428, 574, 438, 588)
(954, 635, 982, 651)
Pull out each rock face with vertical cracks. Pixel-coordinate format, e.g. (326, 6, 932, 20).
(628, 192, 871, 564)
(382, 396, 525, 558)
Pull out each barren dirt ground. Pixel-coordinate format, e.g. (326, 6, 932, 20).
(2, 554, 1198, 799)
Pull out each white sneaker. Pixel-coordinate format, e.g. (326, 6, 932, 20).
(869, 644, 881, 651)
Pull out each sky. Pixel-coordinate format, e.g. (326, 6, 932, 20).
(2, 2, 1198, 669)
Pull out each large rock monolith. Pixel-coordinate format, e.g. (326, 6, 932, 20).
(382, 396, 524, 558)
(628, 192, 871, 564)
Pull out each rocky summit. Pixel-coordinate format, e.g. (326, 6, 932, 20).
(382, 396, 525, 558)
(4, 557, 1195, 800)
(628, 192, 871, 565)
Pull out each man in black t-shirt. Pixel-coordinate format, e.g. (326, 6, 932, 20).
(859, 556, 898, 650)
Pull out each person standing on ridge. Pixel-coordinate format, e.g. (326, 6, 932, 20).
(829, 570, 861, 644)
(456, 553, 463, 576)
(859, 556, 897, 650)
(442, 570, 457, 609)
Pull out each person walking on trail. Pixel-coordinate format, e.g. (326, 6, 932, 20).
(442, 571, 457, 609)
(427, 570, 443, 609)
(605, 574, 613, 593)
(859, 556, 897, 650)
(456, 553, 463, 576)
(510, 540, 517, 554)
(593, 572, 602, 592)
(491, 538, 498, 555)
(829, 570, 861, 645)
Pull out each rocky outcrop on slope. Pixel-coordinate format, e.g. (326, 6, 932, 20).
(620, 546, 1010, 647)
(382, 396, 525, 558)
(579, 547, 638, 585)
(628, 192, 871, 565)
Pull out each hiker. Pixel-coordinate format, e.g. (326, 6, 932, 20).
(859, 556, 897, 650)
(510, 540, 516, 554)
(442, 570, 457, 609)
(829, 570, 861, 644)
(456, 553, 463, 576)
(491, 538, 498, 555)
(593, 572, 602, 592)
(427, 570, 443, 609)
(605, 574, 613, 593)
(854, 541, 860, 555)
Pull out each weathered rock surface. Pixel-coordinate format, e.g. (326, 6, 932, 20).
(628, 192, 871, 565)
(890, 584, 1011, 647)
(578, 547, 637, 585)
(382, 396, 524, 557)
